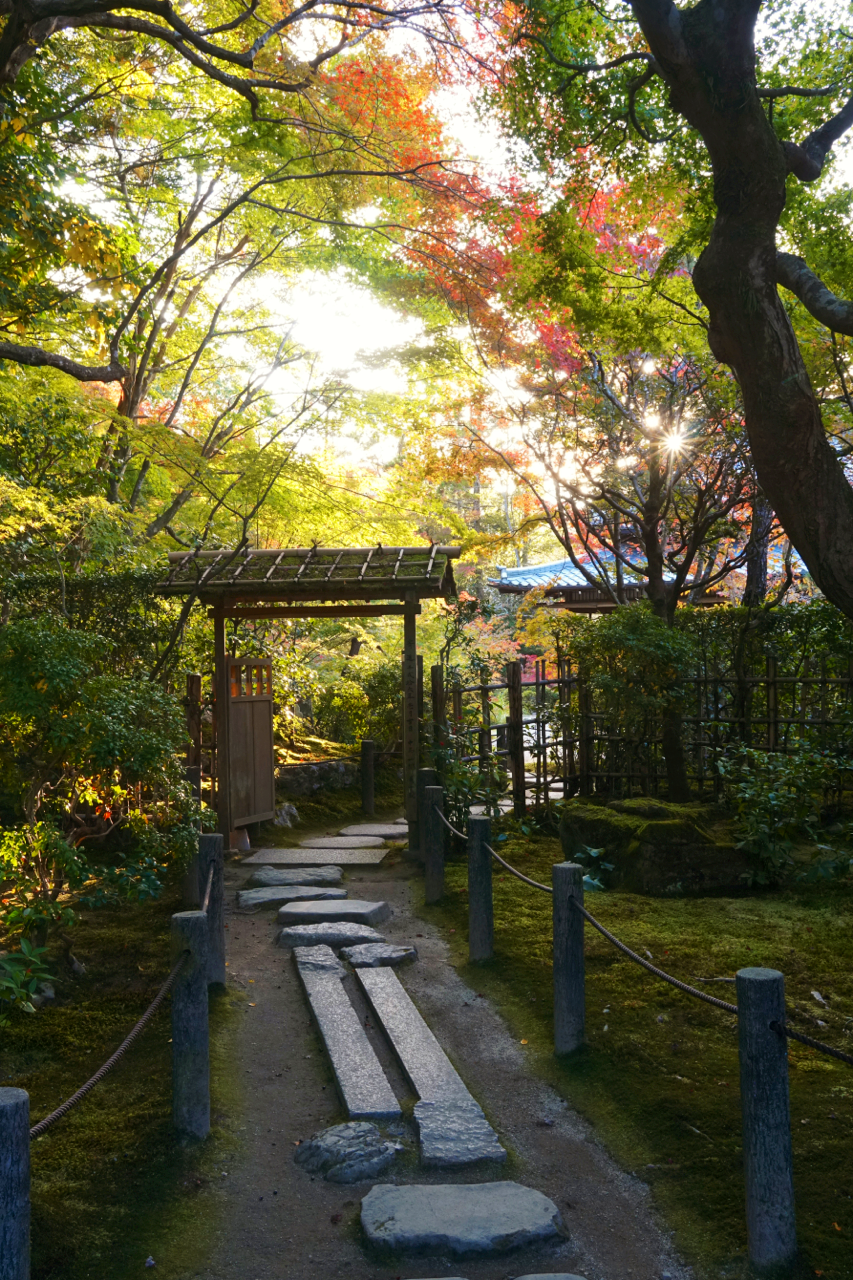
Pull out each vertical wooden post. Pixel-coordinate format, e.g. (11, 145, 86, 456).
(0, 1087, 29, 1280)
(468, 815, 494, 961)
(552, 863, 585, 1053)
(506, 661, 526, 817)
(213, 607, 232, 841)
(766, 654, 778, 752)
(736, 967, 797, 1268)
(578, 675, 591, 798)
(197, 833, 226, 987)
(360, 739, 375, 816)
(410, 767, 437, 864)
(402, 596, 420, 852)
(417, 654, 424, 724)
(430, 663, 446, 749)
(423, 785, 445, 904)
(479, 677, 490, 775)
(185, 672, 202, 767)
(171, 912, 210, 1139)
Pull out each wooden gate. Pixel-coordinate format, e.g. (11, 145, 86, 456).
(228, 658, 275, 826)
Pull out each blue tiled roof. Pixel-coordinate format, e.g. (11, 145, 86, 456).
(490, 559, 598, 589)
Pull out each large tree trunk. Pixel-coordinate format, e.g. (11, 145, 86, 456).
(742, 493, 774, 607)
(631, 0, 853, 621)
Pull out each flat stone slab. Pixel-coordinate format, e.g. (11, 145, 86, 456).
(513, 1274, 587, 1279)
(243, 847, 388, 866)
(300, 835, 386, 849)
(360, 1182, 564, 1255)
(341, 942, 417, 968)
(294, 1121, 400, 1183)
(339, 823, 408, 839)
(237, 885, 346, 909)
(278, 899, 391, 927)
(295, 966, 400, 1121)
(293, 944, 346, 977)
(245, 865, 343, 887)
(356, 967, 469, 1101)
(415, 1099, 506, 1167)
(278, 922, 386, 949)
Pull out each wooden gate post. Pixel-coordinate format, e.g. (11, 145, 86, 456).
(736, 967, 797, 1268)
(468, 815, 494, 961)
(430, 663, 446, 749)
(0, 1087, 29, 1280)
(402, 595, 420, 852)
(506, 661, 526, 817)
(213, 607, 232, 840)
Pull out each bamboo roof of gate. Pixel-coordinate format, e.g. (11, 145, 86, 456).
(158, 545, 461, 604)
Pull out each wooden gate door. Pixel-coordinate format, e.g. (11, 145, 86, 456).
(228, 658, 276, 826)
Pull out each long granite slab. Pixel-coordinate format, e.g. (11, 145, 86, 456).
(299, 836, 385, 849)
(293, 951, 400, 1121)
(236, 885, 346, 910)
(245, 865, 343, 887)
(339, 824, 408, 839)
(356, 967, 469, 1100)
(415, 1099, 506, 1167)
(243, 847, 388, 866)
(277, 900, 391, 927)
(360, 1182, 564, 1255)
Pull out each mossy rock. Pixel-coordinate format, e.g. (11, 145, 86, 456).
(558, 799, 750, 895)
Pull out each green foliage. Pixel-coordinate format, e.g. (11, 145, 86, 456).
(0, 938, 53, 1024)
(313, 654, 403, 747)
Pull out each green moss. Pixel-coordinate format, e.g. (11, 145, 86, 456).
(420, 834, 853, 1280)
(1, 886, 244, 1279)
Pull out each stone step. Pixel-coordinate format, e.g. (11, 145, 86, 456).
(300, 835, 385, 849)
(293, 948, 400, 1121)
(360, 1182, 564, 1255)
(245, 865, 343, 888)
(356, 968, 505, 1167)
(243, 847, 388, 866)
(339, 823, 407, 839)
(279, 921, 386, 948)
(340, 942, 417, 968)
(278, 899, 391, 928)
(236, 885, 347, 910)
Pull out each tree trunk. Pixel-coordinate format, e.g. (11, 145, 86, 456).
(632, 0, 853, 620)
(742, 494, 774, 607)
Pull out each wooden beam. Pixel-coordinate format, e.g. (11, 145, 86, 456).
(213, 607, 232, 841)
(206, 604, 419, 620)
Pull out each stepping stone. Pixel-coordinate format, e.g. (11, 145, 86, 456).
(277, 900, 391, 927)
(360, 1182, 564, 1255)
(339, 823, 408, 839)
(356, 968, 469, 1100)
(292, 945, 346, 977)
(300, 835, 385, 849)
(278, 922, 386, 949)
(341, 943, 417, 968)
(415, 1099, 506, 1167)
(294, 1121, 400, 1183)
(237, 885, 346, 909)
(245, 865, 343, 888)
(294, 954, 400, 1121)
(514, 1275, 587, 1279)
(394, 817, 408, 825)
(243, 847, 388, 866)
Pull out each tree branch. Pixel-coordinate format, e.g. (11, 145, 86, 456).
(0, 341, 127, 381)
(776, 252, 853, 337)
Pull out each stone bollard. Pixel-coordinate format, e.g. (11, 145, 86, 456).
(360, 739, 375, 817)
(0, 1088, 29, 1280)
(467, 815, 493, 962)
(171, 912, 210, 1140)
(736, 967, 797, 1268)
(552, 863, 585, 1053)
(410, 767, 437, 864)
(197, 833, 226, 987)
(423, 786, 445, 904)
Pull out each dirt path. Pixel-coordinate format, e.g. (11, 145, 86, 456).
(195, 838, 692, 1280)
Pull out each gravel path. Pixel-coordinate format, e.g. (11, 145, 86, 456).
(196, 844, 692, 1280)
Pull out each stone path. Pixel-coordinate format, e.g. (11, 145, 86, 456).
(243, 847, 389, 865)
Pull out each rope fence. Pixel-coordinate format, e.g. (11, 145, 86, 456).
(425, 789, 850, 1269)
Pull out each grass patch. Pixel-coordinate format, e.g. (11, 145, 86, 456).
(1, 883, 244, 1279)
(421, 834, 853, 1280)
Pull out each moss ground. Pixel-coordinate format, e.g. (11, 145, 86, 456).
(420, 832, 853, 1280)
(1, 884, 244, 1280)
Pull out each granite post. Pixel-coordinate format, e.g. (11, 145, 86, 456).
(552, 862, 585, 1053)
(468, 815, 493, 962)
(736, 967, 797, 1268)
(423, 786, 445, 904)
(197, 833, 226, 987)
(171, 911, 210, 1139)
(0, 1088, 29, 1280)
